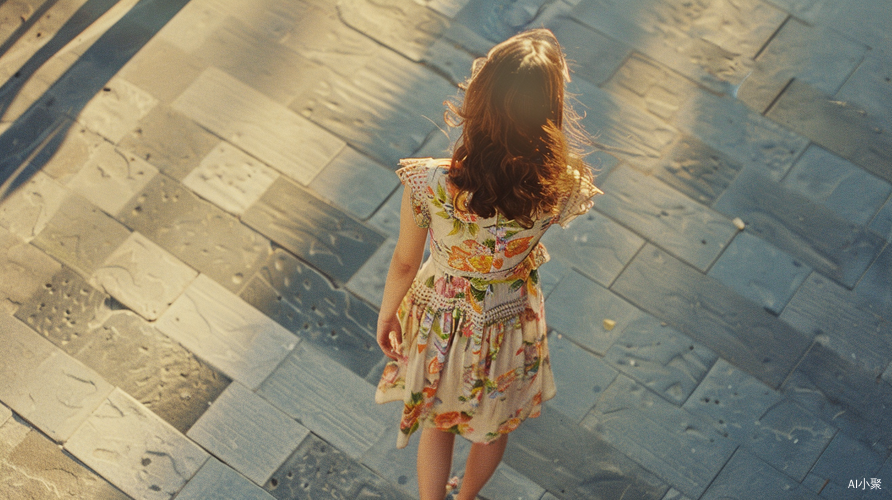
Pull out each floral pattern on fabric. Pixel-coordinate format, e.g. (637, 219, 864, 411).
(376, 158, 600, 449)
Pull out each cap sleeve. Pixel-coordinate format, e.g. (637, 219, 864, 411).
(396, 158, 434, 228)
(556, 169, 603, 228)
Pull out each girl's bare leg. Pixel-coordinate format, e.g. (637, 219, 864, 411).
(418, 428, 456, 500)
(455, 434, 508, 500)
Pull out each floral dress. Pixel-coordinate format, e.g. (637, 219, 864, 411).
(375, 158, 601, 449)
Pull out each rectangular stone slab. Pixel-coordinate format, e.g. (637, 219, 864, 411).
(66, 142, 159, 217)
(187, 382, 309, 486)
(155, 274, 298, 390)
(0, 226, 61, 307)
(241, 177, 385, 284)
(0, 172, 69, 243)
(713, 168, 886, 288)
(699, 448, 820, 500)
(65, 388, 209, 500)
(611, 245, 812, 389)
(548, 333, 619, 423)
(337, 0, 449, 62)
(175, 458, 276, 500)
(0, 315, 114, 442)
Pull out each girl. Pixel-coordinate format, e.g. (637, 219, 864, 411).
(375, 28, 601, 500)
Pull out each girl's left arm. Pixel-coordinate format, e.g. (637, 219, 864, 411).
(376, 187, 428, 359)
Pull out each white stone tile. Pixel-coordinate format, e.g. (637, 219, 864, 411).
(90, 232, 198, 321)
(480, 463, 546, 500)
(308, 146, 399, 219)
(0, 172, 70, 242)
(0, 226, 61, 306)
(0, 315, 114, 442)
(0, 403, 11, 428)
(155, 274, 298, 389)
(183, 142, 279, 216)
(345, 238, 395, 308)
(187, 382, 309, 485)
(257, 343, 394, 459)
(173, 67, 345, 185)
(67, 142, 159, 216)
(65, 388, 209, 500)
(72, 77, 159, 143)
(174, 457, 276, 500)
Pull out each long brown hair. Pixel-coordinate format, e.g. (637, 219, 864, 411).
(446, 28, 592, 228)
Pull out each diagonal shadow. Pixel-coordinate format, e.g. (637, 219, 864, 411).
(0, 0, 192, 201)
(0, 0, 64, 60)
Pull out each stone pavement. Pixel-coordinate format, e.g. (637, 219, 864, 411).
(0, 0, 890, 498)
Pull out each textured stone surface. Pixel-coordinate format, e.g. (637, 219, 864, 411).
(64, 76, 158, 144)
(0, 315, 113, 442)
(0, 226, 61, 308)
(117, 106, 221, 181)
(258, 343, 393, 460)
(187, 382, 309, 485)
(30, 123, 106, 183)
(0, 429, 128, 500)
(782, 145, 892, 226)
(540, 209, 644, 287)
(836, 47, 892, 128)
(65, 388, 208, 500)
(346, 238, 396, 309)
(604, 315, 717, 406)
(238, 249, 381, 379)
(602, 52, 700, 124)
(714, 168, 886, 288)
(594, 165, 737, 271)
(242, 177, 384, 284)
(548, 333, 618, 422)
(118, 174, 271, 292)
(699, 448, 820, 500)
(174, 67, 345, 185)
(505, 407, 669, 500)
(90, 231, 197, 320)
(782, 273, 892, 376)
(155, 274, 297, 389)
(546, 270, 643, 355)
(766, 79, 892, 184)
(0, 172, 69, 243)
(871, 197, 892, 242)
(854, 244, 892, 320)
(175, 458, 276, 500)
(265, 432, 412, 500)
(547, 17, 629, 86)
(479, 463, 545, 500)
(67, 141, 159, 216)
(612, 245, 812, 389)
(707, 232, 812, 315)
(182, 142, 279, 216)
(31, 193, 131, 278)
(583, 375, 735, 499)
(308, 147, 399, 220)
(118, 38, 207, 103)
(337, 0, 448, 62)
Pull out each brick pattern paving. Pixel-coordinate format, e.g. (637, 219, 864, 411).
(0, 0, 891, 498)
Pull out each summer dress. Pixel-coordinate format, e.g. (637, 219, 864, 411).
(375, 157, 601, 449)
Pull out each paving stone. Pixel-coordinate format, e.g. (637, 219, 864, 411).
(594, 164, 738, 271)
(336, 0, 448, 62)
(0, 171, 69, 243)
(612, 244, 812, 389)
(0, 404, 9, 428)
(187, 382, 308, 485)
(539, 208, 645, 287)
(65, 388, 209, 500)
(66, 141, 159, 216)
(445, 0, 550, 55)
(346, 238, 396, 309)
(0, 314, 113, 442)
(707, 231, 812, 315)
(61, 76, 158, 144)
(174, 67, 345, 185)
(836, 48, 892, 130)
(604, 315, 717, 406)
(211, 0, 311, 42)
(738, 18, 867, 113)
(118, 174, 271, 293)
(265, 432, 411, 500)
(885, 363, 892, 389)
(582, 375, 735, 499)
(714, 168, 886, 288)
(782, 145, 892, 227)
(773, 0, 892, 53)
(661, 489, 692, 500)
(241, 177, 385, 284)
(238, 249, 381, 380)
(32, 122, 106, 183)
(854, 244, 892, 320)
(766, 79, 892, 184)
(546, 17, 629, 87)
(118, 38, 208, 104)
(117, 106, 221, 181)
(153, 0, 228, 52)
(750, 399, 837, 482)
(602, 52, 700, 124)
(308, 147, 399, 220)
(31, 192, 131, 279)
(0, 429, 128, 500)
(809, 432, 888, 493)
(505, 407, 669, 500)
(782, 273, 892, 376)
(0, 226, 61, 308)
(182, 142, 279, 216)
(367, 188, 404, 236)
(546, 270, 644, 355)
(155, 274, 297, 389)
(548, 332, 618, 423)
(418, 35, 476, 87)
(175, 457, 275, 500)
(871, 197, 892, 242)
(479, 462, 545, 500)
(700, 448, 820, 500)
(781, 342, 892, 449)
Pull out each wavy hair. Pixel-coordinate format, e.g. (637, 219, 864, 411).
(446, 28, 592, 228)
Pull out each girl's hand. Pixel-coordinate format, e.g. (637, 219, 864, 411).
(377, 315, 403, 360)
